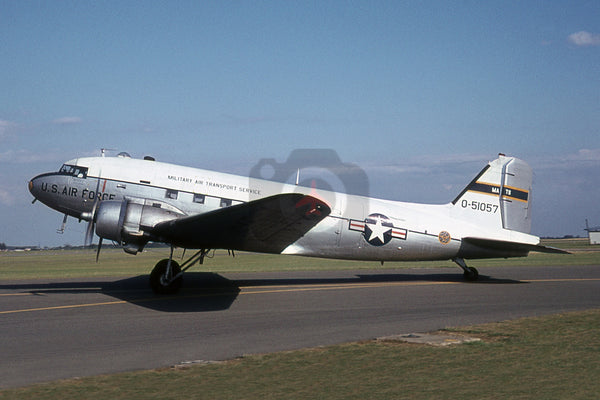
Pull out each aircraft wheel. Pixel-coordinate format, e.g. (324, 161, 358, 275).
(463, 266, 479, 282)
(150, 259, 182, 294)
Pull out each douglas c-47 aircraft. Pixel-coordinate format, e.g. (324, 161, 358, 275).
(29, 152, 566, 294)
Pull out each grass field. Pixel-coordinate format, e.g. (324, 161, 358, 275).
(2, 309, 599, 399)
(1, 238, 599, 398)
(0, 238, 597, 280)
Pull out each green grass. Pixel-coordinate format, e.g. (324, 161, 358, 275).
(540, 237, 598, 249)
(1, 238, 596, 280)
(2, 309, 599, 399)
(1, 238, 598, 397)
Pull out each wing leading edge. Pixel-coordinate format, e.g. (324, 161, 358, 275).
(151, 193, 331, 253)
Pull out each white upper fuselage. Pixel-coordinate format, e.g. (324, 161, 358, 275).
(29, 154, 541, 262)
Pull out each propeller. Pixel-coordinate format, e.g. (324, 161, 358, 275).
(95, 237, 103, 262)
(84, 204, 103, 262)
(84, 208, 96, 246)
(83, 175, 103, 261)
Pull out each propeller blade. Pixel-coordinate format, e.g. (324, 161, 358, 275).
(95, 237, 103, 262)
(83, 176, 103, 247)
(84, 218, 95, 247)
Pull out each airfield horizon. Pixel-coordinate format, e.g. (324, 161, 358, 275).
(0, 238, 594, 282)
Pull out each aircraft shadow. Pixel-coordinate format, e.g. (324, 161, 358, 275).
(232, 272, 523, 288)
(1, 271, 522, 313)
(122, 273, 242, 312)
(0, 273, 240, 313)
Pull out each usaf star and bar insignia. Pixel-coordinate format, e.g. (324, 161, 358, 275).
(349, 213, 407, 246)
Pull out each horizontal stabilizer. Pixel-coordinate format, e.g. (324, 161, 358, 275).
(462, 237, 570, 254)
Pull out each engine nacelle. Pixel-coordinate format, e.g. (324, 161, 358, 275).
(95, 200, 183, 253)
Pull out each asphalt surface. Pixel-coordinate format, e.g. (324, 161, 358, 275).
(1, 265, 600, 388)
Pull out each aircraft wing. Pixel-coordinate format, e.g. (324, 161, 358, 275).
(462, 237, 570, 255)
(151, 193, 331, 253)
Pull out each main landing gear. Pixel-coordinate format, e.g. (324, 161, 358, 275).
(149, 247, 212, 294)
(452, 257, 479, 282)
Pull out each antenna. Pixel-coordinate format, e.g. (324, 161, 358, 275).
(295, 169, 300, 185)
(100, 148, 117, 157)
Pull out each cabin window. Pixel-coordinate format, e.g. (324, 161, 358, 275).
(165, 189, 178, 200)
(193, 193, 205, 204)
(59, 164, 88, 178)
(220, 198, 232, 207)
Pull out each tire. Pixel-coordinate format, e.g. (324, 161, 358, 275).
(463, 266, 479, 282)
(150, 259, 183, 294)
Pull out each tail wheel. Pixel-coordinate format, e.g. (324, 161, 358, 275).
(150, 259, 182, 294)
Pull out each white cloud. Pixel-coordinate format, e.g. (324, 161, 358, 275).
(0, 120, 17, 142)
(0, 120, 15, 130)
(564, 148, 600, 161)
(359, 152, 490, 177)
(531, 148, 600, 173)
(0, 186, 14, 206)
(0, 149, 64, 164)
(52, 116, 83, 125)
(568, 31, 600, 47)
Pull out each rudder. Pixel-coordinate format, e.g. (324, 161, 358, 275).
(499, 157, 532, 233)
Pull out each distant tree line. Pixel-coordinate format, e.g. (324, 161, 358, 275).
(0, 243, 6, 250)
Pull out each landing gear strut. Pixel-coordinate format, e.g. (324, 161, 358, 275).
(453, 257, 479, 282)
(149, 247, 211, 294)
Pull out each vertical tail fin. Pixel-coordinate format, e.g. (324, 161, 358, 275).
(452, 154, 532, 234)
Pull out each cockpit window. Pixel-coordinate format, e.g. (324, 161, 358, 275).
(59, 164, 88, 178)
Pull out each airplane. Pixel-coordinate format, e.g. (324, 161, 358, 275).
(28, 151, 567, 294)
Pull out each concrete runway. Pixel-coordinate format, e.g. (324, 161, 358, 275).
(2, 265, 600, 388)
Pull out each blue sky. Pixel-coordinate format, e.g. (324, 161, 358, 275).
(1, 1, 599, 247)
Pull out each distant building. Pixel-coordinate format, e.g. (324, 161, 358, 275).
(589, 231, 600, 245)
(5, 245, 39, 251)
(585, 220, 600, 245)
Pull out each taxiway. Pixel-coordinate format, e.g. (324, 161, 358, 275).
(1, 265, 599, 388)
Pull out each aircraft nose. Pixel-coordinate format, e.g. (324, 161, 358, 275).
(28, 174, 45, 199)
